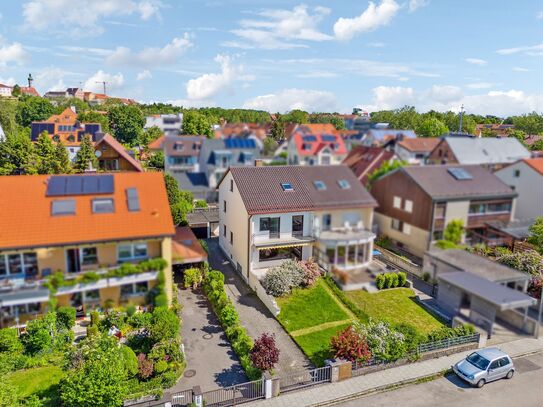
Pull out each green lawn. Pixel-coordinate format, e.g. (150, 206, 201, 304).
(277, 279, 350, 332)
(6, 365, 64, 404)
(293, 323, 351, 367)
(345, 288, 444, 334)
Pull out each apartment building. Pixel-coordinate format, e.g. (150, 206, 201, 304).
(287, 131, 347, 166)
(218, 165, 377, 286)
(0, 173, 174, 327)
(394, 138, 440, 165)
(371, 165, 517, 259)
(145, 113, 183, 136)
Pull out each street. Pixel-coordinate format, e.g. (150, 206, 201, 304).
(336, 351, 543, 407)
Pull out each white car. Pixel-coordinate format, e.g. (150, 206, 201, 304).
(453, 348, 515, 388)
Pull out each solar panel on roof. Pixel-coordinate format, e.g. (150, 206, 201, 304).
(322, 135, 336, 142)
(46, 175, 114, 196)
(302, 135, 317, 142)
(448, 167, 473, 180)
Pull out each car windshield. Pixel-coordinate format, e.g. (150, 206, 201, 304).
(466, 352, 490, 370)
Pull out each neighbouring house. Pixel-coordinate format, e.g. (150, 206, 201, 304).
(343, 146, 397, 186)
(30, 107, 103, 161)
(145, 113, 183, 136)
(371, 165, 517, 259)
(475, 123, 515, 137)
(484, 218, 537, 250)
(163, 135, 203, 173)
(218, 165, 377, 290)
(285, 123, 337, 140)
(495, 158, 543, 219)
(44, 90, 70, 100)
(0, 84, 13, 97)
(523, 134, 543, 149)
(427, 135, 531, 170)
(94, 134, 143, 172)
(287, 130, 347, 166)
(66, 87, 85, 100)
(0, 172, 175, 327)
(214, 123, 270, 152)
(186, 208, 220, 239)
(171, 226, 208, 268)
(19, 86, 40, 97)
(395, 137, 441, 165)
(355, 129, 416, 148)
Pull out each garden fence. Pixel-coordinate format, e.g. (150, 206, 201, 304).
(416, 333, 480, 354)
(279, 365, 331, 394)
(172, 378, 264, 407)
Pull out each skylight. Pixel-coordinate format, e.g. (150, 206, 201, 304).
(447, 167, 473, 180)
(92, 198, 114, 214)
(281, 183, 294, 191)
(314, 180, 326, 190)
(51, 199, 76, 216)
(338, 180, 351, 189)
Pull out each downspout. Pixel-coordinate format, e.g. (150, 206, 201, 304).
(247, 215, 252, 282)
(428, 200, 436, 251)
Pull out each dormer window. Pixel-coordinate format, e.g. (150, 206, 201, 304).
(338, 180, 350, 189)
(314, 180, 326, 190)
(92, 198, 114, 214)
(281, 183, 294, 191)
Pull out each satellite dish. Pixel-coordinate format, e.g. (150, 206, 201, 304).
(95, 150, 102, 158)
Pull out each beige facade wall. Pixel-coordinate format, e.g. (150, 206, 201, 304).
(444, 200, 470, 243)
(161, 237, 173, 305)
(37, 247, 66, 272)
(313, 207, 374, 231)
(100, 286, 120, 307)
(375, 212, 430, 258)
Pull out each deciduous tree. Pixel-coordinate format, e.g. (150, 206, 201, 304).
(250, 333, 279, 371)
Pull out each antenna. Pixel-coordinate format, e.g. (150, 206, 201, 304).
(458, 104, 464, 133)
(95, 81, 108, 95)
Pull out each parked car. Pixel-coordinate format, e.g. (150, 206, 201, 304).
(452, 348, 515, 388)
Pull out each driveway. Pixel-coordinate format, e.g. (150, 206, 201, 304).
(170, 278, 247, 394)
(206, 238, 312, 375)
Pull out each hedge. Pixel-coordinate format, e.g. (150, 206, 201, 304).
(323, 275, 369, 323)
(375, 272, 407, 290)
(202, 270, 261, 380)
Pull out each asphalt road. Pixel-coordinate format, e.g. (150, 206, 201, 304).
(337, 351, 543, 407)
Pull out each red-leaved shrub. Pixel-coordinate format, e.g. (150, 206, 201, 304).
(330, 326, 371, 363)
(250, 333, 280, 371)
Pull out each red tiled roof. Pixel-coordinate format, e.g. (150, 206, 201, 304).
(397, 137, 441, 152)
(291, 131, 347, 157)
(343, 146, 396, 185)
(20, 87, 40, 97)
(95, 134, 144, 172)
(0, 172, 174, 250)
(172, 227, 208, 264)
(524, 158, 543, 176)
(148, 135, 166, 150)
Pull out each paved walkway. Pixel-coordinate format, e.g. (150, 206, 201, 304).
(206, 238, 312, 375)
(171, 281, 247, 394)
(245, 337, 543, 407)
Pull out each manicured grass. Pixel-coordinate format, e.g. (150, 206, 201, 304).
(345, 288, 444, 334)
(293, 323, 351, 367)
(6, 365, 64, 404)
(277, 279, 350, 332)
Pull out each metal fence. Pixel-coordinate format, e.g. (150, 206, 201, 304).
(171, 388, 194, 407)
(416, 333, 480, 354)
(279, 366, 331, 394)
(171, 378, 264, 407)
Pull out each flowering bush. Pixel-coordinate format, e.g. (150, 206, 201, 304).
(353, 319, 406, 362)
(299, 258, 321, 287)
(528, 276, 543, 299)
(183, 267, 203, 289)
(250, 333, 280, 372)
(330, 326, 371, 363)
(262, 260, 305, 297)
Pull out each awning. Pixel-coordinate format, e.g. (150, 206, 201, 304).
(0, 288, 50, 307)
(257, 242, 312, 250)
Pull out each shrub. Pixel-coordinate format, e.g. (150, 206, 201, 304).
(225, 324, 246, 343)
(353, 319, 406, 362)
(149, 307, 180, 343)
(299, 258, 321, 287)
(383, 273, 392, 289)
(375, 274, 385, 290)
(80, 271, 100, 284)
(57, 306, 76, 331)
(100, 310, 126, 331)
(250, 333, 279, 372)
(126, 304, 137, 317)
(184, 268, 203, 289)
(90, 310, 100, 327)
(22, 313, 56, 355)
(128, 311, 152, 329)
(154, 360, 168, 374)
(137, 353, 154, 380)
(121, 345, 139, 377)
(148, 338, 184, 364)
(398, 272, 407, 287)
(394, 323, 423, 353)
(389, 273, 399, 288)
(330, 325, 372, 363)
(0, 328, 23, 354)
(87, 325, 99, 338)
(232, 334, 253, 357)
(426, 324, 476, 342)
(421, 272, 431, 282)
(219, 303, 239, 327)
(323, 275, 369, 322)
(262, 260, 305, 297)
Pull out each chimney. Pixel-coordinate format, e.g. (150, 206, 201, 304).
(254, 159, 263, 167)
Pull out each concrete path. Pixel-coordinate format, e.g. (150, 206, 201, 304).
(206, 238, 312, 375)
(244, 337, 543, 407)
(171, 283, 247, 394)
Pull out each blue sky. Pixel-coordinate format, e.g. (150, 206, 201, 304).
(1, 0, 543, 115)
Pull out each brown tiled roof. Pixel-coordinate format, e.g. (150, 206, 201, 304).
(228, 165, 377, 215)
(401, 165, 516, 200)
(343, 146, 395, 184)
(172, 226, 208, 263)
(95, 134, 144, 172)
(397, 137, 440, 152)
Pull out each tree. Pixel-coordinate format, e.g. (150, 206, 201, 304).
(282, 109, 308, 124)
(108, 105, 145, 146)
(262, 137, 278, 156)
(0, 99, 18, 137)
(77, 111, 110, 133)
(164, 173, 194, 225)
(56, 307, 76, 331)
(250, 333, 279, 372)
(182, 111, 213, 137)
(443, 219, 464, 244)
(0, 328, 23, 353)
(0, 131, 37, 175)
(73, 134, 97, 172)
(16, 96, 55, 127)
(22, 312, 56, 355)
(149, 307, 180, 343)
(416, 117, 448, 137)
(139, 126, 163, 148)
(35, 132, 57, 174)
(270, 118, 285, 141)
(510, 129, 527, 146)
(330, 325, 371, 362)
(54, 141, 72, 173)
(148, 151, 164, 169)
(511, 112, 543, 135)
(367, 160, 406, 186)
(11, 84, 21, 97)
(528, 217, 543, 253)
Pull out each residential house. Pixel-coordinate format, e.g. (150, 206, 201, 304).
(285, 123, 337, 140)
(0, 84, 13, 97)
(371, 165, 517, 259)
(94, 134, 143, 172)
(218, 165, 377, 289)
(67, 88, 85, 100)
(395, 137, 441, 164)
(475, 123, 515, 137)
(495, 158, 543, 219)
(214, 123, 271, 152)
(343, 146, 396, 186)
(186, 208, 220, 239)
(0, 173, 175, 327)
(44, 90, 70, 100)
(164, 135, 203, 173)
(356, 129, 416, 148)
(427, 135, 531, 170)
(145, 113, 183, 136)
(19, 86, 40, 97)
(287, 130, 347, 166)
(30, 107, 103, 161)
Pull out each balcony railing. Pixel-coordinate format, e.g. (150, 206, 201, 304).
(252, 233, 315, 247)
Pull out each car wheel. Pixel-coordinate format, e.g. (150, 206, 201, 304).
(476, 379, 486, 388)
(506, 370, 514, 379)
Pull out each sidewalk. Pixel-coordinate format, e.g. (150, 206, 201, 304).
(245, 337, 543, 407)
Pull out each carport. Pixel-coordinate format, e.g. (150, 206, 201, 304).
(437, 271, 538, 337)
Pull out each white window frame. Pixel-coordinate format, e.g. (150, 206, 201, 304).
(80, 247, 98, 266)
(404, 199, 413, 213)
(0, 252, 38, 278)
(403, 223, 412, 235)
(393, 196, 402, 209)
(117, 243, 148, 262)
(120, 281, 149, 298)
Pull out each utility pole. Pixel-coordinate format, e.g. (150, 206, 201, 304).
(458, 104, 464, 133)
(95, 81, 108, 95)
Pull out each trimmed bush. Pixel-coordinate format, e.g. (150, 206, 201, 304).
(383, 273, 392, 289)
(149, 307, 179, 343)
(389, 273, 399, 288)
(86, 325, 99, 338)
(375, 274, 385, 290)
(426, 324, 476, 342)
(121, 345, 139, 377)
(219, 303, 239, 327)
(90, 311, 100, 327)
(398, 272, 407, 287)
(184, 268, 203, 289)
(56, 306, 76, 331)
(126, 304, 137, 317)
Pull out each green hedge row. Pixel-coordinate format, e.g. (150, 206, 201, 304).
(323, 275, 369, 323)
(202, 270, 261, 380)
(375, 272, 407, 290)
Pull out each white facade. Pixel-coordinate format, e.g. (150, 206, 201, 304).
(395, 144, 430, 165)
(0, 85, 13, 97)
(145, 114, 183, 136)
(287, 142, 346, 166)
(496, 161, 543, 219)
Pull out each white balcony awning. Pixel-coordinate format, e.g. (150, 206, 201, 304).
(56, 271, 159, 296)
(0, 288, 50, 307)
(319, 229, 375, 244)
(254, 236, 315, 249)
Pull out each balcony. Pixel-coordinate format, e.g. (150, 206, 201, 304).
(317, 227, 375, 245)
(252, 233, 315, 248)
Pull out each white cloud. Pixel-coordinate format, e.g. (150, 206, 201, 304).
(465, 58, 487, 66)
(297, 71, 338, 78)
(243, 88, 338, 113)
(333, 0, 400, 41)
(496, 43, 543, 56)
(225, 5, 332, 49)
(136, 70, 152, 81)
(359, 85, 543, 116)
(466, 82, 495, 89)
(83, 70, 124, 93)
(107, 35, 192, 67)
(22, 0, 163, 35)
(537, 11, 543, 19)
(0, 77, 16, 86)
(58, 46, 113, 57)
(185, 54, 250, 102)
(0, 37, 30, 66)
(409, 0, 429, 12)
(33, 67, 80, 92)
(513, 66, 530, 72)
